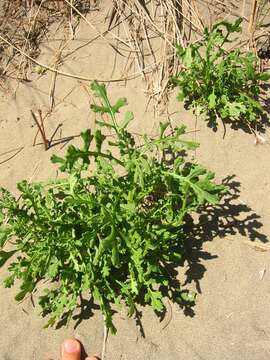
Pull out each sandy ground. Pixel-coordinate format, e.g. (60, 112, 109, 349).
(0, 2, 270, 360)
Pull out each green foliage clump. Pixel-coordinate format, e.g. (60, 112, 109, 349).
(0, 82, 225, 333)
(175, 18, 270, 127)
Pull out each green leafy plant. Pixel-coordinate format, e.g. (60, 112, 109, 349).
(174, 18, 270, 128)
(0, 81, 225, 333)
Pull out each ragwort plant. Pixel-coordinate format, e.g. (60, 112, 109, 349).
(0, 82, 225, 333)
(174, 18, 270, 128)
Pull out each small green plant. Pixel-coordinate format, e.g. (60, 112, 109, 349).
(0, 82, 225, 333)
(174, 18, 270, 128)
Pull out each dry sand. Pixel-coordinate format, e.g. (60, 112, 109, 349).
(0, 2, 270, 359)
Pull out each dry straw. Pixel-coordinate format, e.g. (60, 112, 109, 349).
(108, 0, 204, 112)
(0, 0, 269, 111)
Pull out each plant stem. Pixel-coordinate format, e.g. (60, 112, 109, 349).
(102, 319, 109, 360)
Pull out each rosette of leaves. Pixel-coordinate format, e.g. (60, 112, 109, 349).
(0, 82, 225, 333)
(174, 18, 270, 127)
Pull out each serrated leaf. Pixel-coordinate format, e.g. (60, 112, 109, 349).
(51, 155, 65, 166)
(112, 246, 120, 267)
(4, 275, 15, 288)
(183, 47, 193, 68)
(256, 72, 270, 81)
(68, 173, 77, 195)
(225, 102, 246, 118)
(230, 17, 243, 32)
(95, 129, 106, 153)
(189, 180, 220, 205)
(159, 121, 170, 138)
(120, 111, 134, 129)
(90, 104, 111, 115)
(179, 140, 199, 150)
(15, 282, 35, 301)
(48, 258, 59, 278)
(0, 250, 17, 267)
(81, 129, 93, 151)
(213, 17, 242, 33)
(187, 165, 207, 179)
(0, 229, 9, 247)
(244, 57, 255, 80)
(91, 81, 107, 99)
(112, 97, 128, 113)
(96, 120, 115, 129)
(101, 225, 116, 251)
(208, 91, 216, 109)
(176, 289, 197, 305)
(148, 290, 164, 312)
(175, 125, 187, 136)
(176, 44, 185, 56)
(176, 92, 185, 102)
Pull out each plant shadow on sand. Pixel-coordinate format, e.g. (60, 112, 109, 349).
(182, 174, 268, 294)
(204, 111, 270, 135)
(56, 295, 101, 330)
(151, 174, 268, 324)
(55, 175, 268, 333)
(139, 174, 268, 331)
(201, 84, 270, 135)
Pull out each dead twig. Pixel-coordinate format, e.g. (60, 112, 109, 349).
(248, 0, 258, 34)
(0, 33, 155, 83)
(161, 298, 173, 331)
(243, 240, 270, 252)
(0, 146, 24, 165)
(49, 40, 70, 112)
(31, 109, 49, 150)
